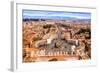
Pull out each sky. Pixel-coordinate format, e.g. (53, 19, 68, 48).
(23, 10, 91, 20)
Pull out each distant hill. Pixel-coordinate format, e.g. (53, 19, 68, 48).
(23, 18, 91, 24)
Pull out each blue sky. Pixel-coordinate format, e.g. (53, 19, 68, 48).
(23, 10, 91, 20)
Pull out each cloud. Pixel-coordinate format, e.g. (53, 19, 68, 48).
(23, 10, 91, 19)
